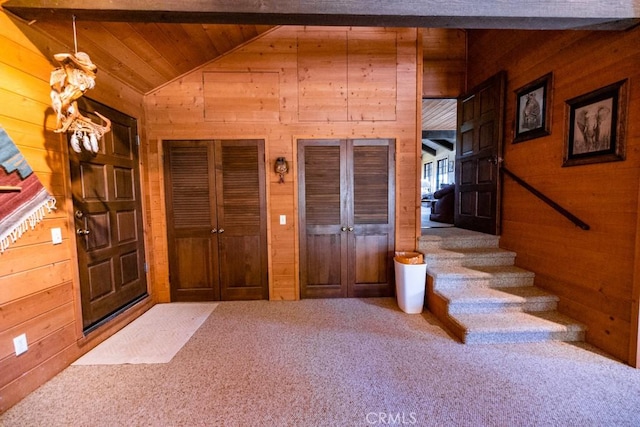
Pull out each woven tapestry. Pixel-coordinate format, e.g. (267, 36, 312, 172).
(0, 127, 57, 253)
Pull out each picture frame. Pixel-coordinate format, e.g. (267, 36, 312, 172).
(514, 72, 552, 143)
(563, 79, 627, 167)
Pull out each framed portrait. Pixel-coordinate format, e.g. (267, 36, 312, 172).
(563, 79, 627, 167)
(514, 72, 552, 143)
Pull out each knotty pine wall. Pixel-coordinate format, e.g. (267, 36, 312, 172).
(0, 8, 154, 411)
(144, 26, 422, 302)
(466, 28, 640, 364)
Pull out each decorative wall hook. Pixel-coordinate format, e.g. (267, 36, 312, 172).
(274, 157, 289, 183)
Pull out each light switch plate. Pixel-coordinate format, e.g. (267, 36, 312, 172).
(279, 215, 286, 225)
(13, 334, 28, 356)
(51, 227, 62, 244)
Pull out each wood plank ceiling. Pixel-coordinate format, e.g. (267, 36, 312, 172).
(23, 19, 275, 93)
(4, 1, 639, 95)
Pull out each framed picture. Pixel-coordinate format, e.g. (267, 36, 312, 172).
(514, 72, 552, 143)
(563, 79, 627, 167)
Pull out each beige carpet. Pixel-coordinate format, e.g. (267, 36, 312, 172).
(72, 302, 217, 365)
(3, 298, 640, 426)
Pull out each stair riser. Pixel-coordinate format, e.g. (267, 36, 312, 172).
(417, 237, 500, 251)
(425, 255, 515, 268)
(431, 276, 535, 290)
(440, 238, 501, 250)
(448, 303, 523, 314)
(425, 254, 516, 268)
(464, 330, 585, 344)
(447, 301, 558, 314)
(523, 301, 558, 312)
(485, 276, 535, 288)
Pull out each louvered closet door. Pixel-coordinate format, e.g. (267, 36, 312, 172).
(350, 139, 395, 297)
(298, 139, 395, 298)
(164, 140, 219, 301)
(215, 140, 268, 300)
(298, 140, 348, 298)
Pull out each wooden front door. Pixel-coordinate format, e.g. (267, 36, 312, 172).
(164, 139, 268, 301)
(298, 138, 395, 298)
(455, 71, 506, 235)
(70, 98, 148, 331)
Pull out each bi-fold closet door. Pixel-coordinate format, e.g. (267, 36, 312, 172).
(298, 138, 395, 298)
(164, 139, 268, 301)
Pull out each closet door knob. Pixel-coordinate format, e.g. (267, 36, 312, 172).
(211, 229, 218, 234)
(348, 226, 354, 232)
(218, 229, 225, 233)
(341, 226, 347, 232)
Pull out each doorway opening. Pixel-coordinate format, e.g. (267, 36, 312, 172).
(420, 98, 457, 230)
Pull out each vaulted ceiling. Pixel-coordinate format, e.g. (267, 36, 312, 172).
(20, 19, 274, 94)
(4, 0, 639, 95)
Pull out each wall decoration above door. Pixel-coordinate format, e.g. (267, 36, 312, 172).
(50, 16, 110, 154)
(0, 127, 57, 253)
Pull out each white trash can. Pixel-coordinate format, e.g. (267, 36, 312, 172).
(394, 257, 427, 314)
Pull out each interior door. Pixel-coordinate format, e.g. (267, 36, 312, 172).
(455, 71, 506, 235)
(164, 140, 219, 301)
(298, 140, 347, 298)
(70, 98, 148, 331)
(215, 140, 268, 300)
(164, 139, 268, 301)
(351, 139, 395, 297)
(298, 138, 395, 298)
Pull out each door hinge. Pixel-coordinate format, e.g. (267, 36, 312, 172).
(144, 262, 148, 273)
(136, 135, 140, 146)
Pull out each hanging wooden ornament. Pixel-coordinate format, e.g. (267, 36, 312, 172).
(49, 16, 110, 154)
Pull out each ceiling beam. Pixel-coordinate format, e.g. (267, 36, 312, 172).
(3, 0, 640, 30)
(422, 130, 455, 140)
(422, 131, 455, 151)
(422, 143, 436, 156)
(430, 139, 455, 151)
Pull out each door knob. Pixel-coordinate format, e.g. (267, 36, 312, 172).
(76, 228, 90, 236)
(74, 210, 84, 219)
(341, 226, 347, 232)
(211, 229, 218, 234)
(217, 229, 225, 233)
(348, 226, 354, 232)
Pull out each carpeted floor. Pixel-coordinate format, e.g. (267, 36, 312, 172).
(2, 298, 640, 426)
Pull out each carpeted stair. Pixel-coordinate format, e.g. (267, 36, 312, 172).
(418, 228, 586, 344)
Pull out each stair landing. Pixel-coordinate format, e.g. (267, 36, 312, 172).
(418, 227, 586, 345)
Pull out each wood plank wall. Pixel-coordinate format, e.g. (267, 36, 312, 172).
(466, 28, 640, 363)
(145, 26, 421, 301)
(0, 8, 153, 411)
(422, 28, 466, 98)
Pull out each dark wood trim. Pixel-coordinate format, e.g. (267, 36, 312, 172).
(422, 130, 456, 140)
(421, 143, 436, 156)
(3, 0, 639, 30)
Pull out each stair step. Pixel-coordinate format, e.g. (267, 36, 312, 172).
(425, 247, 516, 268)
(421, 227, 584, 346)
(496, 286, 559, 312)
(438, 287, 524, 313)
(428, 265, 535, 289)
(419, 228, 500, 250)
(452, 311, 586, 344)
(437, 286, 557, 314)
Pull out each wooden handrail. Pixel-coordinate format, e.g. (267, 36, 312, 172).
(501, 165, 590, 231)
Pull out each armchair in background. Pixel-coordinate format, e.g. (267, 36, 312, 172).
(429, 183, 455, 224)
